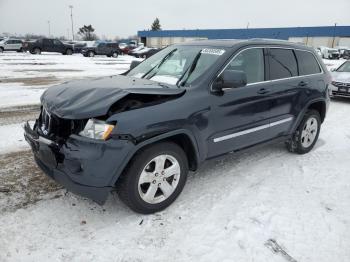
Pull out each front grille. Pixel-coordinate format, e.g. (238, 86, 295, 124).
(332, 91, 350, 97)
(332, 82, 350, 88)
(38, 107, 86, 141)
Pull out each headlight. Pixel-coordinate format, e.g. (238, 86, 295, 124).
(79, 119, 115, 140)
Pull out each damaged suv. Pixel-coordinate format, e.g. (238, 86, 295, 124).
(24, 39, 330, 214)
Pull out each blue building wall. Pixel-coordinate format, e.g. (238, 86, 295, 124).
(138, 26, 350, 39)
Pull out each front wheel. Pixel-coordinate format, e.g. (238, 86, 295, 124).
(88, 51, 95, 57)
(111, 52, 118, 58)
(286, 110, 321, 154)
(33, 48, 41, 55)
(117, 142, 188, 214)
(66, 49, 73, 55)
(0, 47, 4, 53)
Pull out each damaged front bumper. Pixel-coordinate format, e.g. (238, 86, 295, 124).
(23, 121, 133, 204)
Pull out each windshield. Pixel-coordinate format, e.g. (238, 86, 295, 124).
(127, 46, 226, 87)
(336, 61, 350, 72)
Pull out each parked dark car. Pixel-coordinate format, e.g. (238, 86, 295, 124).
(23, 38, 74, 55)
(131, 47, 160, 58)
(81, 42, 121, 57)
(24, 39, 330, 214)
(341, 49, 350, 60)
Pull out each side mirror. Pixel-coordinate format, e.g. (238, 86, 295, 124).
(129, 60, 142, 70)
(212, 70, 247, 92)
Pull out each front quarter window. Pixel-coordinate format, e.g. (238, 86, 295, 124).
(127, 46, 226, 87)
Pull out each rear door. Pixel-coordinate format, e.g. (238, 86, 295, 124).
(207, 47, 275, 157)
(13, 40, 22, 50)
(266, 48, 303, 137)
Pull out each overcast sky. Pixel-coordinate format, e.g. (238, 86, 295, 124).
(0, 0, 349, 39)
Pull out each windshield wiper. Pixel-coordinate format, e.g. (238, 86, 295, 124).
(177, 52, 202, 87)
(141, 49, 177, 79)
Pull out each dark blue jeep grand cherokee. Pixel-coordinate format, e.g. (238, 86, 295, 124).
(24, 39, 331, 214)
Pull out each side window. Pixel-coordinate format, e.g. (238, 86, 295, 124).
(224, 48, 265, 84)
(43, 39, 52, 45)
(53, 39, 62, 45)
(295, 50, 321, 75)
(6, 40, 13, 44)
(268, 48, 298, 80)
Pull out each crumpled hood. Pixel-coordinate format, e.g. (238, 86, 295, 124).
(331, 72, 350, 83)
(41, 75, 185, 119)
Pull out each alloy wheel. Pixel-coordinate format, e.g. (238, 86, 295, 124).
(138, 154, 181, 204)
(301, 117, 318, 148)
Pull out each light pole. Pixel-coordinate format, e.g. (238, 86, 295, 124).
(47, 20, 51, 37)
(69, 5, 74, 41)
(332, 23, 337, 48)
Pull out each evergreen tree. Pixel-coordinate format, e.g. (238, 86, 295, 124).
(151, 18, 161, 31)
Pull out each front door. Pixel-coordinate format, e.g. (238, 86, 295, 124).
(207, 47, 275, 157)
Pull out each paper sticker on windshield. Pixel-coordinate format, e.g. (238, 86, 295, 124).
(201, 48, 225, 56)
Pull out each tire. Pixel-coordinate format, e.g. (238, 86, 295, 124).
(17, 48, 23, 53)
(88, 51, 95, 57)
(117, 142, 188, 214)
(111, 52, 118, 58)
(0, 47, 3, 53)
(66, 49, 73, 55)
(33, 48, 41, 55)
(286, 110, 321, 154)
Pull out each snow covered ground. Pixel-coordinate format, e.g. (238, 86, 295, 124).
(0, 53, 349, 262)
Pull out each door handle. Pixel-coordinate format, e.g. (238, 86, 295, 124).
(298, 81, 308, 87)
(257, 88, 270, 95)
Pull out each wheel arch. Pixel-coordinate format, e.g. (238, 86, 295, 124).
(291, 98, 327, 134)
(110, 129, 200, 185)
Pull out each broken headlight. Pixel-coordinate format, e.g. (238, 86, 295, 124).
(79, 119, 115, 140)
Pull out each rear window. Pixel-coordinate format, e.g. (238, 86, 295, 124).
(268, 48, 298, 80)
(295, 50, 321, 75)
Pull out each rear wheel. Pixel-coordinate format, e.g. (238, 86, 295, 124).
(0, 47, 3, 53)
(88, 51, 95, 57)
(66, 49, 73, 55)
(117, 142, 188, 214)
(111, 51, 118, 58)
(286, 110, 321, 154)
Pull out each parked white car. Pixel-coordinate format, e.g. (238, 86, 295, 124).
(330, 60, 350, 98)
(0, 39, 23, 52)
(318, 46, 340, 59)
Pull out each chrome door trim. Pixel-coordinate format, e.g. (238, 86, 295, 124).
(213, 117, 293, 143)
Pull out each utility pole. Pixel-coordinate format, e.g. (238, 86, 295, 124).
(69, 5, 74, 41)
(332, 23, 337, 48)
(47, 20, 51, 37)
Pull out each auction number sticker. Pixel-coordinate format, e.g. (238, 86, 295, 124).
(201, 48, 226, 56)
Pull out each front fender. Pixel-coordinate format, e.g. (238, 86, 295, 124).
(108, 129, 201, 186)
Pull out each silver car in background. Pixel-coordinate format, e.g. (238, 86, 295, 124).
(330, 61, 350, 98)
(0, 39, 23, 52)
